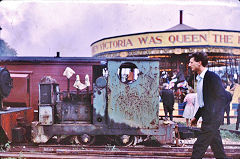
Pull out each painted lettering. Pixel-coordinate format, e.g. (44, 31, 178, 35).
(169, 35, 175, 44)
(118, 39, 124, 47)
(155, 36, 163, 44)
(176, 35, 183, 43)
(126, 39, 133, 46)
(213, 34, 233, 43)
(191, 35, 198, 42)
(99, 42, 107, 50)
(149, 37, 156, 44)
(96, 39, 133, 51)
(228, 35, 233, 44)
(199, 34, 207, 42)
(168, 34, 207, 44)
(114, 40, 118, 48)
(138, 36, 162, 45)
(92, 45, 98, 53)
(138, 37, 148, 45)
(184, 35, 191, 43)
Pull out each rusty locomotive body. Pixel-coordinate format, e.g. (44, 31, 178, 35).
(1, 57, 175, 146)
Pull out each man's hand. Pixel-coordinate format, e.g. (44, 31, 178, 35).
(190, 117, 198, 127)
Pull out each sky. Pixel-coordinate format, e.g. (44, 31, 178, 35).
(0, 0, 240, 57)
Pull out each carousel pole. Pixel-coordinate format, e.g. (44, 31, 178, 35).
(225, 58, 228, 84)
(235, 58, 240, 83)
(229, 58, 233, 77)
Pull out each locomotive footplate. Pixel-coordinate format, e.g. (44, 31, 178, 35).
(31, 120, 176, 144)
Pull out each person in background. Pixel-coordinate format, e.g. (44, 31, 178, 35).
(189, 52, 228, 159)
(226, 78, 237, 95)
(183, 88, 197, 127)
(160, 83, 175, 121)
(236, 97, 240, 130)
(127, 68, 134, 83)
(222, 90, 232, 125)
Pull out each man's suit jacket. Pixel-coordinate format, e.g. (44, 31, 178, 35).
(195, 70, 228, 127)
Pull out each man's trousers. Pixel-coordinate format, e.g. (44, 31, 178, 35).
(191, 124, 226, 159)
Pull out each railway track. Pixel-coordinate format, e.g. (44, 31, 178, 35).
(0, 144, 240, 159)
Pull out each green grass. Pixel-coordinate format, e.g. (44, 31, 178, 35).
(220, 124, 240, 141)
(220, 124, 237, 131)
(175, 121, 187, 126)
(220, 129, 240, 142)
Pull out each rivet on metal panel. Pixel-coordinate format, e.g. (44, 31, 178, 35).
(107, 88, 111, 93)
(150, 119, 156, 125)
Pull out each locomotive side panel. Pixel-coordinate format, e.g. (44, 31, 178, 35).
(107, 60, 159, 129)
(93, 85, 107, 126)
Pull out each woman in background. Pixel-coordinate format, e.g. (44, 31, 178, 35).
(183, 88, 196, 127)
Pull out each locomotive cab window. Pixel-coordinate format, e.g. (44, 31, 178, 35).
(118, 62, 139, 84)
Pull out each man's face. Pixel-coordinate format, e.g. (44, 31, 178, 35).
(189, 57, 201, 73)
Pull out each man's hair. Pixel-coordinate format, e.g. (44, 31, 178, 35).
(189, 52, 208, 67)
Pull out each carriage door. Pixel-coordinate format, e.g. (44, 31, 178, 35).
(107, 60, 159, 129)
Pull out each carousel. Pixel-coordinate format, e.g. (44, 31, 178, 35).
(91, 11, 240, 116)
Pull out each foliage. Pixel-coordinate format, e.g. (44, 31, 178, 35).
(0, 39, 17, 56)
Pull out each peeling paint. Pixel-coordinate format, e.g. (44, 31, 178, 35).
(107, 60, 159, 129)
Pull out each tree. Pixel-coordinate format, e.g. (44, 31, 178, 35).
(0, 39, 17, 56)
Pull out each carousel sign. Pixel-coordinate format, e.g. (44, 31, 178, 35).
(91, 30, 240, 56)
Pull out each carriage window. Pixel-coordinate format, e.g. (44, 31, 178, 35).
(118, 62, 139, 84)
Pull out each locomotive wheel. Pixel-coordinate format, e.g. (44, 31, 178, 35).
(74, 134, 96, 145)
(115, 135, 135, 146)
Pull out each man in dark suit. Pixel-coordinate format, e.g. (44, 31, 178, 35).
(189, 52, 228, 159)
(160, 83, 175, 121)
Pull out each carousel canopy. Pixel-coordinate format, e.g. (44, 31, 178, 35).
(91, 11, 240, 57)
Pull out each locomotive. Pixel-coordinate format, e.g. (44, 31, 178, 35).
(32, 57, 175, 146)
(1, 57, 176, 146)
